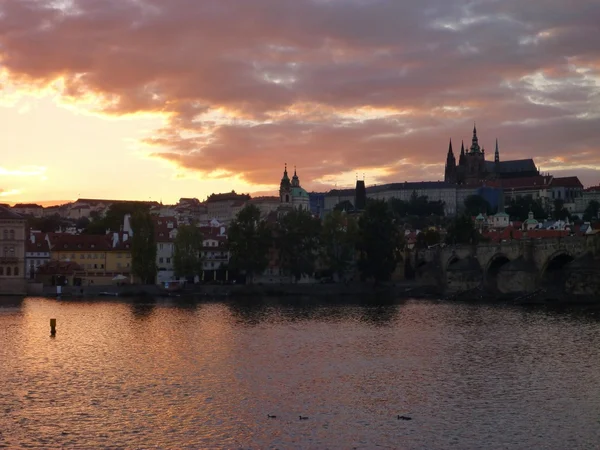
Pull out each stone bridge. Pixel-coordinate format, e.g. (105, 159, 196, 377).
(415, 236, 597, 296)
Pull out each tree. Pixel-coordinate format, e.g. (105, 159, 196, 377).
(416, 229, 441, 249)
(75, 216, 90, 229)
(357, 200, 403, 282)
(583, 200, 600, 221)
(464, 195, 491, 216)
(552, 198, 571, 221)
(320, 210, 358, 280)
(275, 209, 321, 281)
(334, 200, 354, 212)
(173, 225, 204, 279)
(27, 214, 64, 233)
(130, 210, 157, 284)
(83, 201, 151, 234)
(445, 215, 480, 245)
(506, 197, 546, 221)
(228, 204, 272, 283)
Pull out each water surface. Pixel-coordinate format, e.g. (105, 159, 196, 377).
(1, 296, 600, 449)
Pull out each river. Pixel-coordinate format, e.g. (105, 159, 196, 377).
(1, 296, 600, 449)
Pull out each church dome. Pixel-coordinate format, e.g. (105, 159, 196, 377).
(291, 187, 308, 198)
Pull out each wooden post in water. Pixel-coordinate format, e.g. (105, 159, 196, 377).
(50, 318, 56, 336)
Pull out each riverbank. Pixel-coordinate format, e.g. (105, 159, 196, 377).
(38, 281, 441, 299)
(35, 282, 599, 306)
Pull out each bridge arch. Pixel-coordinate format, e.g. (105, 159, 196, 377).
(540, 250, 574, 288)
(484, 253, 511, 291)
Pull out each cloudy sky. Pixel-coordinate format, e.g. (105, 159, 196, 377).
(0, 0, 599, 204)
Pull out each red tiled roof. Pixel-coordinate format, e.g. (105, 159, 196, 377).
(37, 260, 83, 275)
(550, 177, 583, 188)
(26, 239, 50, 253)
(50, 234, 112, 251)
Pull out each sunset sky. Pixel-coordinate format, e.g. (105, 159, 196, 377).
(0, 0, 599, 205)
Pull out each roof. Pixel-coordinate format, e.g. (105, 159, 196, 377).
(249, 196, 280, 203)
(368, 181, 452, 194)
(37, 260, 83, 275)
(485, 159, 538, 174)
(26, 239, 50, 253)
(13, 203, 43, 208)
(487, 175, 552, 190)
(0, 205, 24, 220)
(50, 234, 113, 251)
(206, 191, 250, 203)
(291, 187, 309, 197)
(550, 176, 583, 188)
(585, 186, 600, 192)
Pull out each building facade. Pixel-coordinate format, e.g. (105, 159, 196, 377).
(0, 207, 26, 294)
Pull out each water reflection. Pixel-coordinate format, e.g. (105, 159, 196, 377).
(1, 296, 600, 449)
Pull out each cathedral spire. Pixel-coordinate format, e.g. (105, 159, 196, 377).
(494, 138, 500, 163)
(444, 138, 457, 184)
(291, 165, 300, 187)
(470, 122, 481, 153)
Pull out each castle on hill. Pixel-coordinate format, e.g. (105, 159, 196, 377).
(444, 125, 539, 185)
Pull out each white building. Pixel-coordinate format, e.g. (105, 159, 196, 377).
(154, 217, 178, 284)
(205, 191, 250, 223)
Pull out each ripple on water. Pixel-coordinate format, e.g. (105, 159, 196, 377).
(1, 297, 600, 449)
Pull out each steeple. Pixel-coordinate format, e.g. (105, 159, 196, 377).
(444, 139, 457, 183)
(494, 138, 500, 163)
(280, 163, 291, 192)
(291, 165, 300, 187)
(470, 122, 481, 154)
(459, 140, 466, 165)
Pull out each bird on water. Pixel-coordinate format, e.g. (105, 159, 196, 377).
(397, 415, 412, 420)
(267, 414, 277, 419)
(299, 416, 309, 420)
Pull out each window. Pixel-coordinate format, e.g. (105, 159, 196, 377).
(166, 258, 171, 264)
(94, 264, 97, 269)
(159, 257, 164, 263)
(80, 254, 85, 259)
(159, 244, 163, 250)
(0, 267, 3, 276)
(6, 267, 11, 276)
(2, 230, 6, 240)
(100, 264, 104, 269)
(9, 230, 14, 240)
(2, 247, 7, 256)
(9, 247, 14, 256)
(87, 254, 92, 259)
(14, 267, 18, 276)
(117, 262, 121, 268)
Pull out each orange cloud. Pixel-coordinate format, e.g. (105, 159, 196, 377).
(0, 0, 599, 191)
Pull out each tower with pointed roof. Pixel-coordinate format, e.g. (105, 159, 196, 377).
(278, 164, 309, 213)
(494, 138, 500, 164)
(444, 124, 540, 187)
(444, 139, 457, 183)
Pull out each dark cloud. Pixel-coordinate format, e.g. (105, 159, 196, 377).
(0, 0, 599, 189)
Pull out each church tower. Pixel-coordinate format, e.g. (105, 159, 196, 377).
(494, 138, 500, 163)
(444, 139, 457, 183)
(469, 123, 481, 154)
(280, 164, 291, 204)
